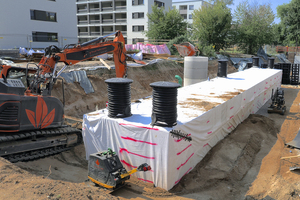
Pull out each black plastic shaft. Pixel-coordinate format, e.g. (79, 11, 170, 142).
(105, 78, 133, 118)
(268, 57, 275, 69)
(150, 81, 180, 127)
(252, 57, 259, 67)
(217, 59, 228, 78)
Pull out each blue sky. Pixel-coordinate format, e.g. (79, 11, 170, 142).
(227, 0, 291, 24)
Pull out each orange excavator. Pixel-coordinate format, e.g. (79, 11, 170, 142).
(0, 31, 127, 162)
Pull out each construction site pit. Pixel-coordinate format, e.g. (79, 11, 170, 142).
(1, 57, 300, 200)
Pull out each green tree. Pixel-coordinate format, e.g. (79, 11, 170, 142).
(208, 0, 233, 6)
(145, 5, 187, 40)
(192, 0, 232, 51)
(272, 23, 286, 45)
(277, 0, 300, 46)
(233, 0, 275, 54)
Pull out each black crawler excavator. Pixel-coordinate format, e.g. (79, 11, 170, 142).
(0, 31, 127, 162)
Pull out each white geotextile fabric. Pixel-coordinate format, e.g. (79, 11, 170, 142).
(82, 68, 282, 190)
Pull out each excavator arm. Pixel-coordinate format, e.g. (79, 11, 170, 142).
(27, 30, 127, 95)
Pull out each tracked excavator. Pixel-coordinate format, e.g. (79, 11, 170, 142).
(0, 31, 127, 162)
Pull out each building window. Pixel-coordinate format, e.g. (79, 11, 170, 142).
(132, 26, 144, 32)
(189, 5, 194, 10)
(155, 1, 165, 7)
(181, 14, 187, 19)
(189, 14, 192, 19)
(133, 38, 144, 44)
(30, 10, 57, 22)
(132, 0, 144, 6)
(179, 5, 187, 10)
(132, 12, 144, 19)
(32, 32, 58, 42)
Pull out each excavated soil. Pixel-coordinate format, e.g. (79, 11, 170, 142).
(1, 58, 300, 200)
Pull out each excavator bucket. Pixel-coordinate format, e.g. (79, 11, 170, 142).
(173, 42, 196, 57)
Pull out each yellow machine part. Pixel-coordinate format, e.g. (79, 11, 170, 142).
(120, 168, 138, 179)
(88, 176, 115, 189)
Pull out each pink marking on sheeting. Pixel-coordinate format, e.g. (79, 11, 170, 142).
(138, 178, 154, 183)
(175, 134, 191, 142)
(254, 92, 256, 94)
(121, 136, 157, 145)
(252, 111, 254, 114)
(175, 167, 193, 184)
(119, 148, 155, 159)
(264, 98, 266, 101)
(264, 92, 267, 95)
(177, 153, 194, 170)
(203, 143, 209, 147)
(266, 82, 268, 84)
(207, 120, 210, 123)
(230, 106, 234, 110)
(242, 115, 244, 117)
(265, 87, 268, 90)
(230, 115, 234, 119)
(228, 125, 233, 130)
(207, 131, 212, 134)
(177, 144, 192, 155)
(121, 159, 137, 168)
(119, 123, 159, 131)
(244, 98, 246, 101)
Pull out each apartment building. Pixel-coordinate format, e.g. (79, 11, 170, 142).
(0, 0, 78, 49)
(76, 0, 172, 44)
(172, 0, 207, 24)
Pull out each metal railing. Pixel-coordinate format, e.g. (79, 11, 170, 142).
(89, 20, 100, 24)
(78, 21, 88, 25)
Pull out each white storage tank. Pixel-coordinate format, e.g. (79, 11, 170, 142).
(184, 56, 208, 87)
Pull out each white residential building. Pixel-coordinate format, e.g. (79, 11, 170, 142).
(0, 0, 78, 49)
(76, 0, 172, 44)
(172, 0, 208, 24)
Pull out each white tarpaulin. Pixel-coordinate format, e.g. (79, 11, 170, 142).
(82, 68, 282, 190)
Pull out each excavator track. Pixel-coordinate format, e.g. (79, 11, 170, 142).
(0, 126, 82, 163)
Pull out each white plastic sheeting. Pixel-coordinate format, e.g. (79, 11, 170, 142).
(82, 68, 282, 190)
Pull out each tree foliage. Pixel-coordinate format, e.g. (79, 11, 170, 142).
(233, 1, 275, 54)
(145, 5, 187, 40)
(208, 0, 233, 6)
(277, 0, 300, 45)
(192, 0, 232, 51)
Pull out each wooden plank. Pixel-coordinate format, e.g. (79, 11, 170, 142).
(281, 155, 300, 159)
(99, 58, 111, 70)
(64, 115, 82, 129)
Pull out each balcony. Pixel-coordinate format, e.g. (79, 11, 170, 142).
(90, 32, 101, 36)
(102, 19, 114, 24)
(78, 32, 89, 36)
(120, 31, 127, 36)
(89, 8, 100, 12)
(115, 18, 126, 23)
(78, 20, 88, 25)
(90, 19, 100, 24)
(180, 10, 187, 14)
(77, 9, 88, 13)
(115, 6, 126, 10)
(102, 7, 113, 11)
